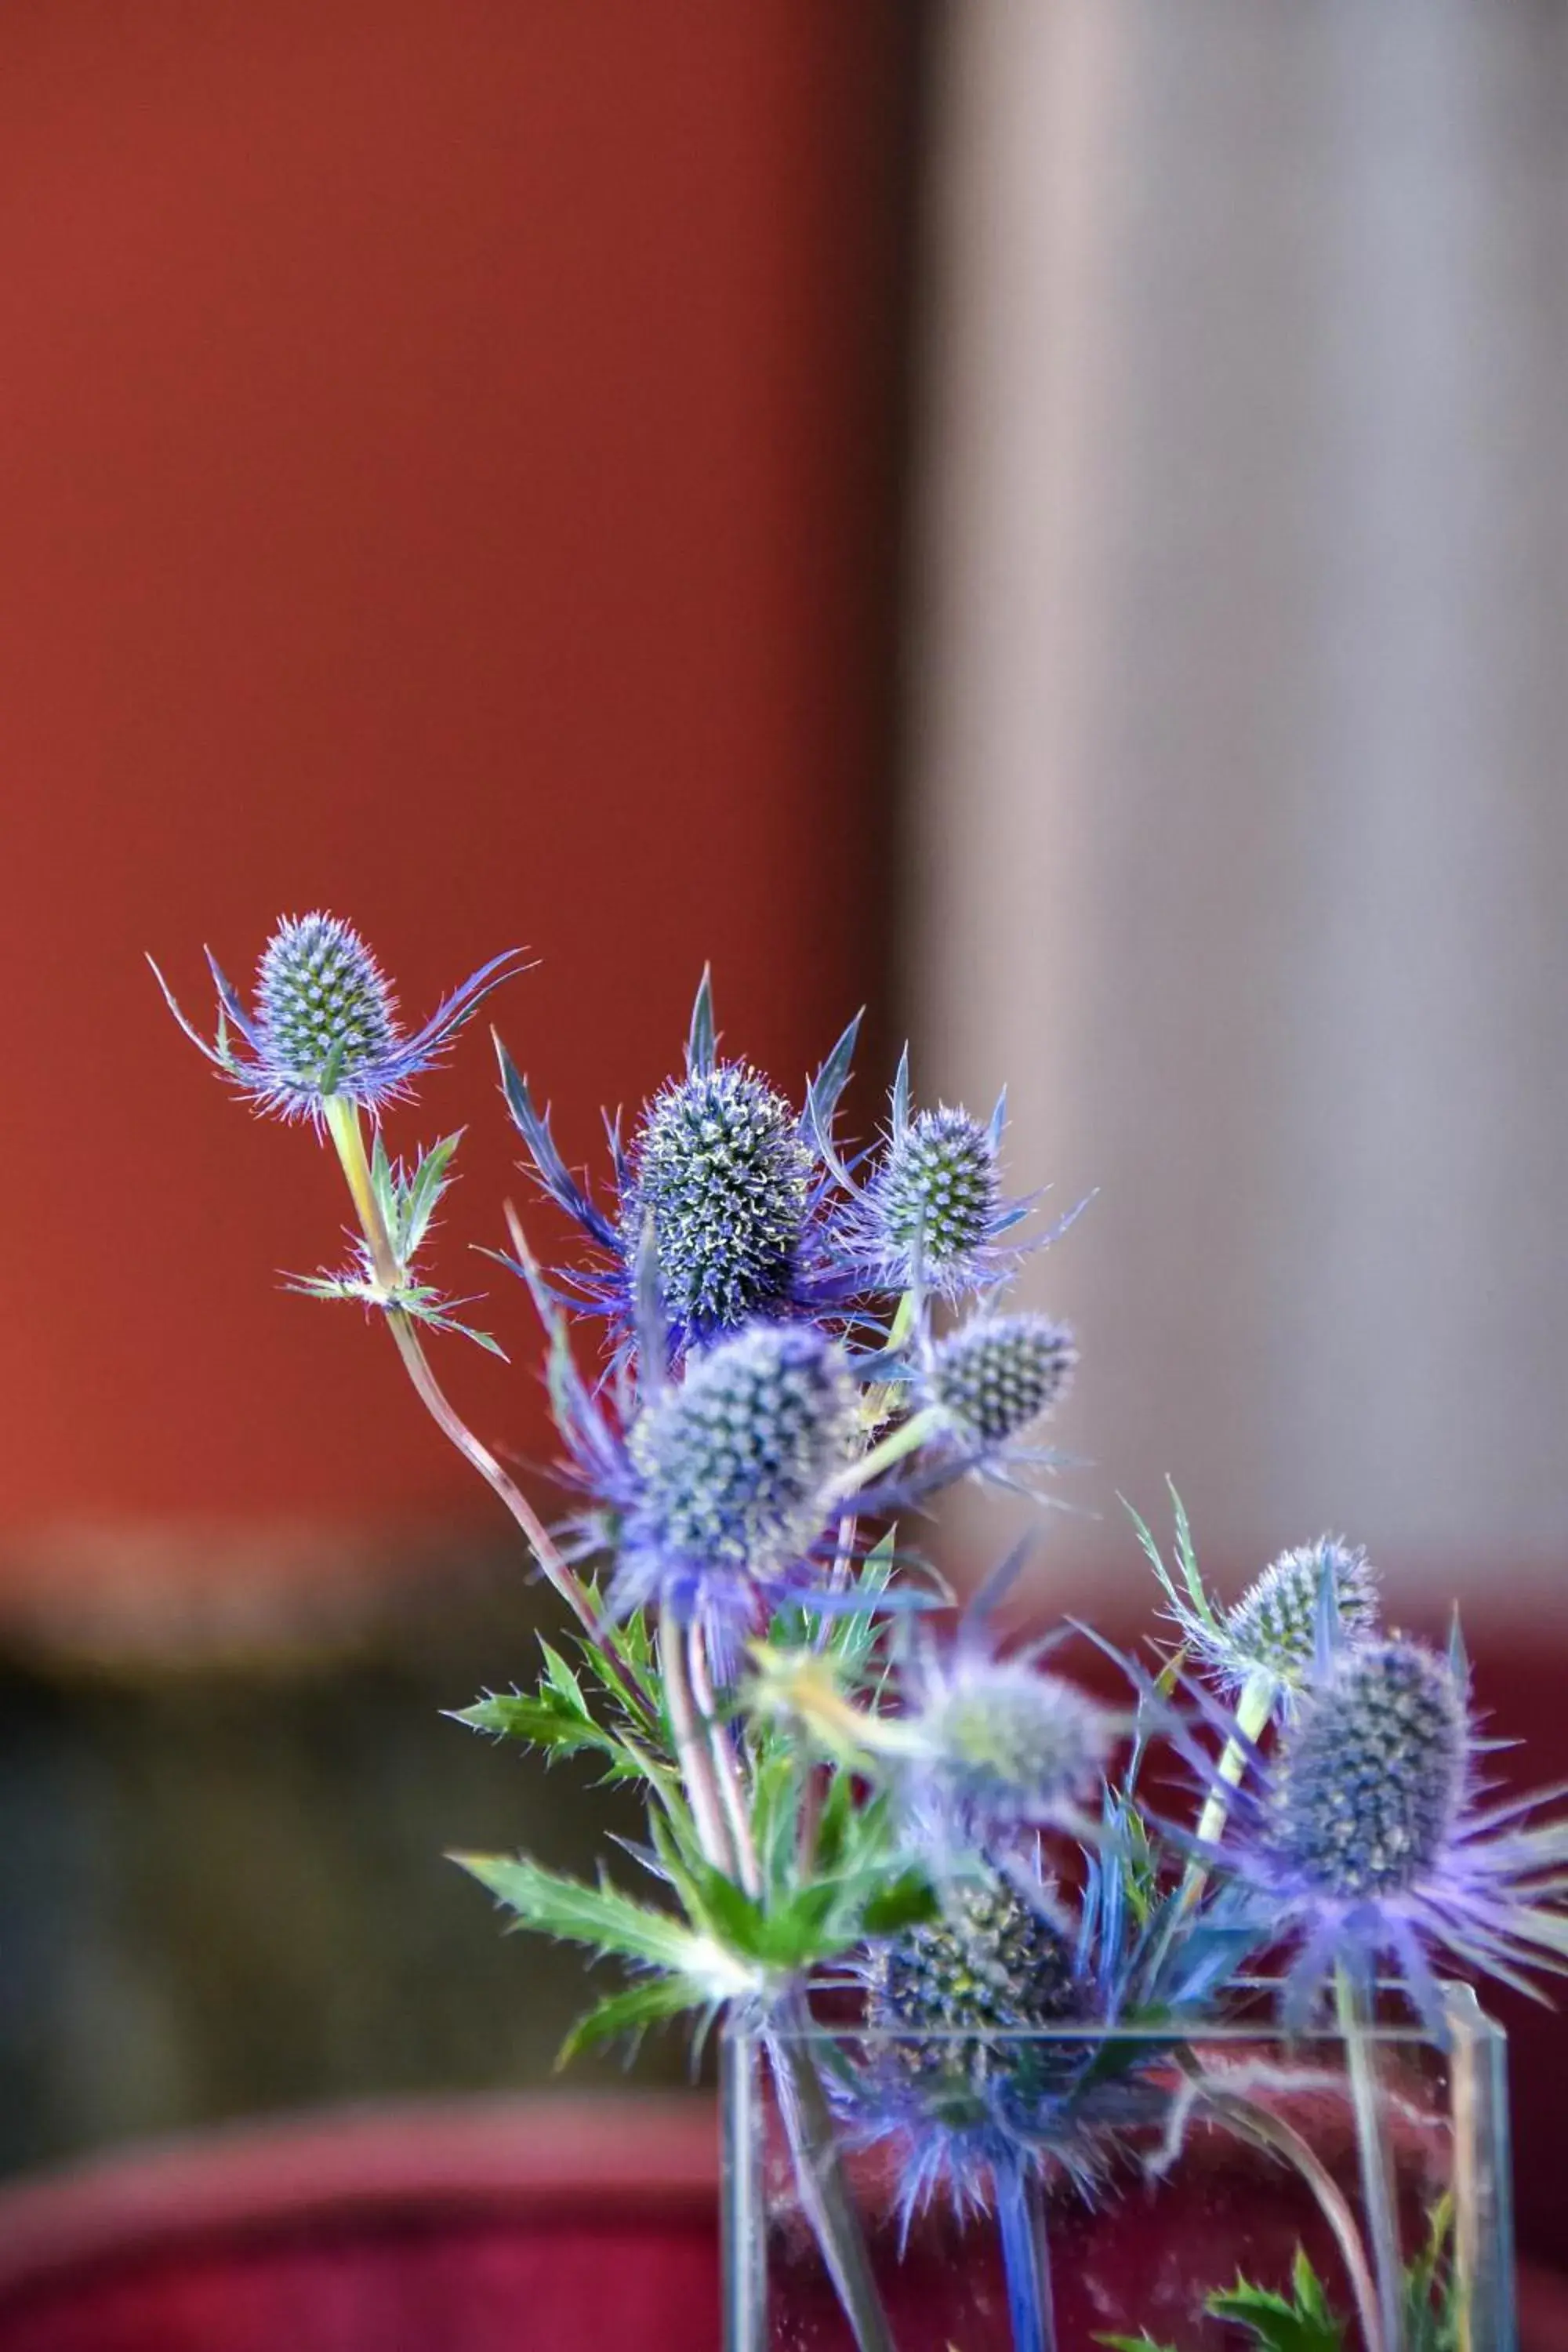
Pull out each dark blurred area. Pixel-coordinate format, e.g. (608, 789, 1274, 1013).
(3, 0, 1568, 2328)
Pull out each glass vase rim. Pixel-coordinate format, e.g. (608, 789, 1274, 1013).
(728, 1976, 1501, 2053)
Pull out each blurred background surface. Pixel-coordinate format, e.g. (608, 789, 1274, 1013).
(2, 0, 1568, 2288)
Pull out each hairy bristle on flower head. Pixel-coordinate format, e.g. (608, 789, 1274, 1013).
(628, 1065, 811, 1338)
(628, 1323, 855, 1587)
(1269, 1639, 1466, 1900)
(256, 914, 397, 1096)
(867, 1877, 1077, 2087)
(873, 1107, 1000, 1284)
(918, 1659, 1114, 1837)
(927, 1313, 1076, 1452)
(1221, 1537, 1379, 1693)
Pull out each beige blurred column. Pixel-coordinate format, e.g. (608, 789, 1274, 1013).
(909, 0, 1568, 1610)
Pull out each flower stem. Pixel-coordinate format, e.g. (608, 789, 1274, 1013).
(688, 1619, 762, 1898)
(659, 1618, 736, 1878)
(321, 1095, 602, 1643)
(827, 1405, 942, 1503)
(1337, 1963, 1405, 2352)
(996, 2160, 1055, 2352)
(1180, 1666, 1274, 1909)
(768, 1991, 896, 2352)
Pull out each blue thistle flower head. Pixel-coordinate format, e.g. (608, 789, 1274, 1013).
(905, 1649, 1119, 1848)
(869, 1875, 1080, 2078)
(863, 1102, 1003, 1298)
(817, 1046, 1049, 1305)
(1267, 1639, 1465, 1902)
(922, 1311, 1077, 1461)
(151, 913, 524, 1123)
(497, 971, 857, 1362)
(615, 1322, 858, 1625)
(625, 1062, 811, 1341)
(1200, 1633, 1568, 2022)
(1185, 1537, 1381, 1704)
(839, 1871, 1129, 2237)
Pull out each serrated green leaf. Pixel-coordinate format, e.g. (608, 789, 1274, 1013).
(556, 1976, 705, 2067)
(451, 1851, 763, 1998)
(538, 1641, 589, 1717)
(451, 1691, 619, 1762)
(1207, 2262, 1344, 2352)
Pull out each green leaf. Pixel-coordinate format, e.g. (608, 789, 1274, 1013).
(1207, 2259, 1345, 2352)
(1095, 2335, 1180, 2352)
(538, 1641, 590, 1717)
(452, 1852, 740, 1983)
(556, 1977, 704, 2066)
(859, 1869, 939, 1938)
(450, 1690, 621, 1764)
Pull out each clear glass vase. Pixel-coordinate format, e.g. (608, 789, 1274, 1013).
(721, 1985, 1513, 2352)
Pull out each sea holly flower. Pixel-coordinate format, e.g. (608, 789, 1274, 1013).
(1219, 1539, 1380, 1699)
(627, 1060, 811, 1338)
(1129, 1499, 1382, 1752)
(1174, 1534, 1380, 1708)
(815, 1047, 1023, 1305)
(918, 1308, 1077, 1484)
(812, 1044, 1089, 1312)
(846, 1870, 1098, 2231)
(496, 971, 858, 1360)
(626, 1324, 858, 1602)
(897, 1614, 1121, 1853)
(151, 911, 524, 1123)
(1195, 1635, 1568, 2023)
(538, 1312, 868, 1647)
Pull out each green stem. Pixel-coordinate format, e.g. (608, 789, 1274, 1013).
(1337, 1965, 1404, 2352)
(322, 1097, 605, 1643)
(827, 1405, 942, 1502)
(768, 1993, 896, 2352)
(1180, 1667, 1274, 1910)
(659, 1621, 736, 1878)
(688, 1618, 761, 1897)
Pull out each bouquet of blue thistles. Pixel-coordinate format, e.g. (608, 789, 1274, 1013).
(154, 916, 1568, 2352)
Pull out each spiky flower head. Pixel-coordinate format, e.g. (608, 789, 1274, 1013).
(1200, 1630, 1568, 2023)
(911, 1655, 1117, 1844)
(1268, 1639, 1465, 1901)
(254, 915, 396, 1100)
(151, 913, 524, 1122)
(624, 1323, 856, 1602)
(842, 1871, 1130, 2238)
(924, 1312, 1076, 1454)
(1220, 1538, 1380, 1699)
(870, 1105, 1001, 1290)
(867, 1878, 1079, 2085)
(626, 1064, 811, 1340)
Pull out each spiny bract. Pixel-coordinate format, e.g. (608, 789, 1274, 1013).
(627, 1323, 855, 1585)
(255, 914, 397, 1097)
(628, 1065, 811, 1338)
(927, 1313, 1076, 1452)
(1223, 1537, 1379, 1693)
(872, 1106, 1000, 1287)
(1268, 1639, 1465, 1900)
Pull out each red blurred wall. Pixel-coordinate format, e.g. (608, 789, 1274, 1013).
(0, 3, 913, 1559)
